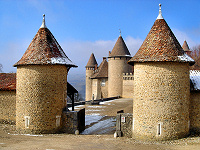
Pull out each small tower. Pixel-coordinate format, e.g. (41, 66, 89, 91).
(128, 4, 194, 141)
(85, 53, 98, 101)
(182, 40, 192, 56)
(108, 33, 132, 97)
(14, 14, 77, 134)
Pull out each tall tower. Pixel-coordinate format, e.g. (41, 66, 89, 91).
(128, 4, 194, 141)
(85, 53, 97, 101)
(108, 34, 132, 97)
(14, 15, 77, 134)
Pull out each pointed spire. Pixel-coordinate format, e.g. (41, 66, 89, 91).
(109, 36, 131, 57)
(119, 29, 122, 37)
(128, 9, 194, 66)
(40, 14, 47, 28)
(157, 4, 164, 20)
(85, 53, 98, 68)
(182, 40, 190, 52)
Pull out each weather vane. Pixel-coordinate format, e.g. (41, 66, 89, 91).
(119, 29, 121, 36)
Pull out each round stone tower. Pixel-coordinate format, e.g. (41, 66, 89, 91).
(13, 15, 77, 134)
(108, 34, 132, 97)
(85, 53, 97, 101)
(128, 4, 195, 141)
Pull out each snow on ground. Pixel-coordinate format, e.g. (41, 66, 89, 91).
(86, 109, 104, 112)
(68, 105, 85, 111)
(85, 115, 103, 126)
(81, 117, 116, 135)
(87, 106, 106, 108)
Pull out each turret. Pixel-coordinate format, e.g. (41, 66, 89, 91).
(128, 4, 194, 141)
(14, 14, 77, 134)
(182, 40, 192, 56)
(108, 33, 132, 97)
(85, 53, 98, 101)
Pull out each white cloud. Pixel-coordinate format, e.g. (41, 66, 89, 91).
(172, 28, 198, 49)
(61, 36, 143, 75)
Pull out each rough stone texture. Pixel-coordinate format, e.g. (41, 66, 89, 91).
(190, 91, 200, 133)
(122, 73, 134, 98)
(92, 79, 101, 100)
(0, 91, 16, 124)
(16, 65, 68, 134)
(108, 57, 132, 97)
(116, 113, 133, 138)
(133, 62, 190, 141)
(85, 68, 94, 101)
(62, 108, 85, 134)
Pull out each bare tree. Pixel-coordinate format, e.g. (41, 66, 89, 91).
(190, 45, 200, 70)
(0, 64, 3, 73)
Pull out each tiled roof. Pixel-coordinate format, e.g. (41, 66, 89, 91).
(85, 53, 98, 68)
(0, 73, 16, 91)
(14, 16, 77, 67)
(109, 36, 131, 57)
(182, 40, 190, 52)
(128, 18, 194, 66)
(91, 58, 108, 79)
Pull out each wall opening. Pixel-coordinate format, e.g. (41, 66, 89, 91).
(56, 115, 61, 127)
(157, 122, 162, 136)
(24, 116, 30, 128)
(101, 79, 106, 86)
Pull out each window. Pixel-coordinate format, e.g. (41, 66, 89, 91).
(56, 116, 61, 127)
(101, 79, 106, 86)
(157, 122, 162, 136)
(24, 116, 30, 128)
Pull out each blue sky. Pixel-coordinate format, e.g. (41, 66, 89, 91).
(0, 0, 200, 76)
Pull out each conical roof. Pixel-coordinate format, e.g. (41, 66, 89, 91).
(109, 35, 131, 57)
(91, 58, 108, 79)
(85, 53, 98, 68)
(128, 4, 194, 66)
(14, 15, 77, 67)
(182, 40, 190, 52)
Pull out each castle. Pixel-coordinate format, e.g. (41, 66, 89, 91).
(85, 4, 200, 141)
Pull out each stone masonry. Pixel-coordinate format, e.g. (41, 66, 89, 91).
(16, 65, 68, 134)
(133, 62, 190, 141)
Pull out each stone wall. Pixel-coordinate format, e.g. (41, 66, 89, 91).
(190, 91, 200, 133)
(108, 57, 132, 97)
(0, 91, 16, 124)
(16, 65, 68, 134)
(92, 79, 101, 100)
(116, 113, 133, 138)
(62, 108, 85, 134)
(133, 62, 190, 141)
(101, 78, 108, 98)
(122, 73, 134, 98)
(85, 68, 94, 101)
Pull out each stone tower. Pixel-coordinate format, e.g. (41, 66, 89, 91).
(128, 4, 194, 141)
(108, 34, 132, 97)
(14, 15, 77, 134)
(85, 53, 97, 101)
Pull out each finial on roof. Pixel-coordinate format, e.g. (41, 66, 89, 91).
(40, 14, 47, 28)
(157, 4, 164, 20)
(119, 29, 121, 37)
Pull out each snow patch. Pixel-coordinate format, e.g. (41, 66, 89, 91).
(81, 117, 116, 135)
(85, 115, 103, 126)
(7, 133, 43, 136)
(51, 57, 75, 66)
(178, 53, 194, 62)
(190, 70, 200, 90)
